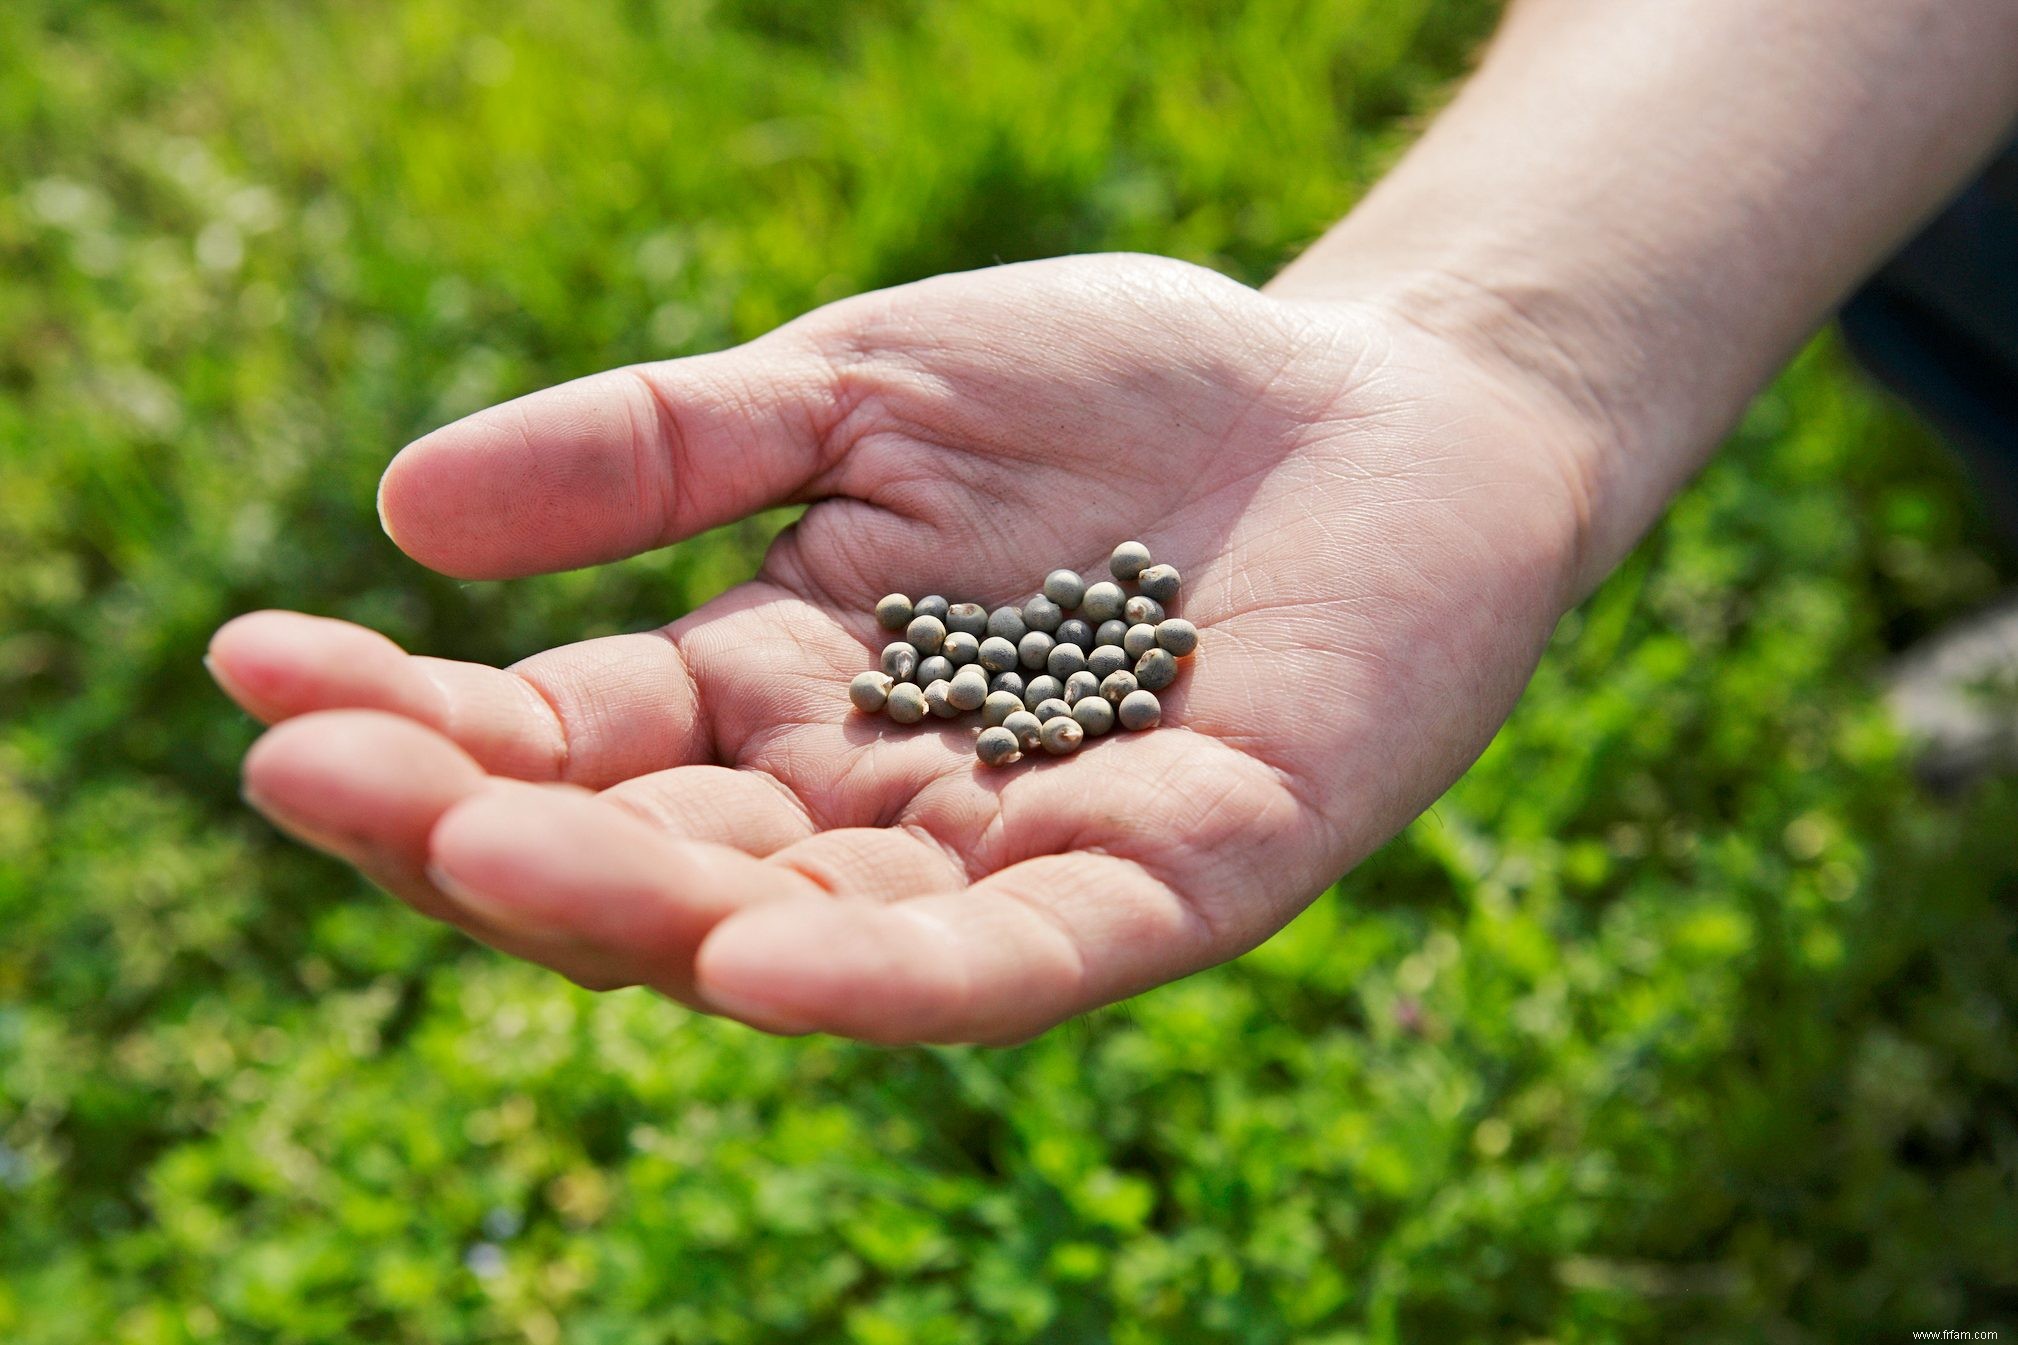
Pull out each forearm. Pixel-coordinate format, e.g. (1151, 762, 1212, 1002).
(1268, 0, 2018, 595)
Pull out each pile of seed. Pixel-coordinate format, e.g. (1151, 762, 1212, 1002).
(847, 540, 1194, 766)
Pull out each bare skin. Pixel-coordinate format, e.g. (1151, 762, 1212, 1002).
(208, 0, 2018, 1043)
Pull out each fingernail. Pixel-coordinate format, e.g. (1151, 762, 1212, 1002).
(375, 470, 399, 545)
(425, 864, 556, 941)
(695, 981, 819, 1037)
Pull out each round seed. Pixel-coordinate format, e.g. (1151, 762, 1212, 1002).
(1122, 623, 1159, 659)
(1109, 540, 1152, 581)
(1118, 688, 1162, 730)
(987, 606, 1026, 642)
(1043, 569, 1087, 608)
(1033, 697, 1073, 724)
(914, 595, 950, 622)
(1056, 618, 1093, 651)
(1040, 716, 1085, 755)
(917, 655, 954, 686)
(849, 670, 894, 713)
(881, 641, 920, 682)
(1002, 709, 1043, 751)
(949, 665, 989, 710)
(1022, 675, 1063, 710)
(906, 613, 946, 655)
(1023, 594, 1064, 634)
(1123, 594, 1164, 626)
(943, 631, 980, 666)
(1072, 696, 1115, 737)
(1046, 643, 1088, 680)
(946, 602, 989, 637)
(1137, 564, 1180, 604)
(875, 594, 913, 631)
(1063, 670, 1101, 705)
(976, 726, 1022, 766)
(1088, 645, 1129, 680)
(990, 670, 1027, 699)
(886, 682, 927, 724)
(925, 679, 964, 719)
(978, 636, 1019, 674)
(983, 690, 1024, 726)
(1155, 618, 1198, 657)
(1080, 581, 1126, 624)
(1094, 619, 1128, 648)
(1135, 647, 1178, 691)
(1099, 670, 1138, 704)
(1018, 630, 1055, 671)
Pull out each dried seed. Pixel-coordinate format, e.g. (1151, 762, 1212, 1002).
(924, 679, 961, 718)
(983, 690, 1024, 726)
(1033, 697, 1074, 724)
(1094, 619, 1128, 648)
(990, 670, 1027, 699)
(914, 595, 950, 622)
(906, 613, 946, 655)
(849, 670, 894, 713)
(1123, 594, 1164, 626)
(1088, 645, 1130, 681)
(1018, 630, 1056, 671)
(1023, 593, 1065, 634)
(1109, 540, 1152, 581)
(1072, 696, 1116, 737)
(949, 664, 990, 710)
(976, 726, 1022, 766)
(1043, 569, 1087, 608)
(1154, 618, 1198, 657)
(1118, 688, 1161, 730)
(917, 654, 954, 686)
(946, 602, 989, 637)
(987, 606, 1027, 642)
(1055, 618, 1093, 651)
(1046, 642, 1088, 680)
(1002, 709, 1043, 751)
(881, 642, 920, 683)
(1063, 670, 1101, 705)
(1137, 564, 1180, 604)
(1135, 647, 1178, 691)
(886, 682, 927, 724)
(1122, 623, 1159, 659)
(1022, 674, 1064, 709)
(978, 636, 1020, 674)
(875, 594, 913, 631)
(1040, 716, 1085, 755)
(1079, 581, 1126, 624)
(1099, 669, 1138, 704)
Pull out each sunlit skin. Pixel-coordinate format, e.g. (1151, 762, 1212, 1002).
(208, 0, 2018, 1043)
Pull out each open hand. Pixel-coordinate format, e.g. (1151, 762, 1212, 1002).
(207, 254, 1596, 1043)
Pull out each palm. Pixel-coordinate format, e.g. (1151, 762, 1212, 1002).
(211, 255, 1589, 1042)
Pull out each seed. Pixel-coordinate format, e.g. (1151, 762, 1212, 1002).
(1040, 716, 1084, 755)
(1018, 630, 1055, 670)
(987, 606, 1027, 642)
(976, 726, 1022, 766)
(1002, 709, 1043, 750)
(990, 670, 1027, 699)
(1155, 618, 1198, 657)
(1123, 594, 1164, 626)
(875, 593, 913, 631)
(1023, 593, 1064, 634)
(906, 613, 946, 655)
(943, 631, 980, 666)
(886, 682, 927, 724)
(1118, 688, 1161, 730)
(1094, 619, 1128, 648)
(978, 636, 1020, 673)
(983, 689, 1024, 726)
(1122, 623, 1159, 658)
(917, 654, 954, 686)
(881, 641, 920, 682)
(1079, 581, 1126, 623)
(1088, 645, 1129, 680)
(1043, 568, 1087, 608)
(1135, 647, 1178, 691)
(849, 670, 894, 713)
(1137, 564, 1180, 604)
(947, 602, 989, 637)
(1109, 540, 1152, 581)
(914, 595, 950, 622)
(1072, 696, 1115, 737)
(1046, 642, 1088, 680)
(1063, 670, 1101, 705)
(1022, 675, 1064, 709)
(924, 679, 961, 718)
(949, 665, 989, 710)
(1056, 618, 1093, 651)
(1034, 697, 1073, 724)
(1099, 669, 1138, 704)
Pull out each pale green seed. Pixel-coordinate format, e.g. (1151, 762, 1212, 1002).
(1043, 569, 1086, 608)
(906, 613, 945, 655)
(1118, 688, 1161, 730)
(947, 602, 989, 637)
(978, 636, 1019, 674)
(1135, 647, 1178, 691)
(1137, 564, 1180, 604)
(943, 631, 980, 666)
(1155, 618, 1198, 657)
(1094, 619, 1128, 648)
(950, 664, 990, 710)
(1099, 669, 1138, 704)
(1018, 630, 1055, 671)
(1072, 696, 1115, 737)
(1123, 594, 1164, 626)
(1056, 618, 1093, 651)
(917, 655, 954, 685)
(1023, 593, 1064, 634)
(983, 690, 1024, 726)
(987, 606, 1026, 642)
(1033, 697, 1073, 724)
(1040, 716, 1084, 755)
(875, 594, 913, 631)
(1063, 671, 1101, 705)
(1088, 646, 1129, 680)
(1046, 643, 1088, 680)
(849, 670, 894, 713)
(924, 679, 961, 719)
(1109, 540, 1151, 581)
(886, 682, 927, 724)
(914, 595, 950, 622)
(881, 642, 919, 682)
(990, 670, 1027, 699)
(1022, 674, 1063, 709)
(976, 726, 1022, 766)
(1002, 709, 1043, 750)
(1080, 581, 1126, 623)
(1122, 623, 1158, 659)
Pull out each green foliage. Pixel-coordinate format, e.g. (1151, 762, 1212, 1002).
(3, 1, 2015, 1340)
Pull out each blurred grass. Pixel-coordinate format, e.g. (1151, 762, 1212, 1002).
(3, 1, 2016, 1341)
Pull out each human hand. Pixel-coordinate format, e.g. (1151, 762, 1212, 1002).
(206, 253, 1599, 1043)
